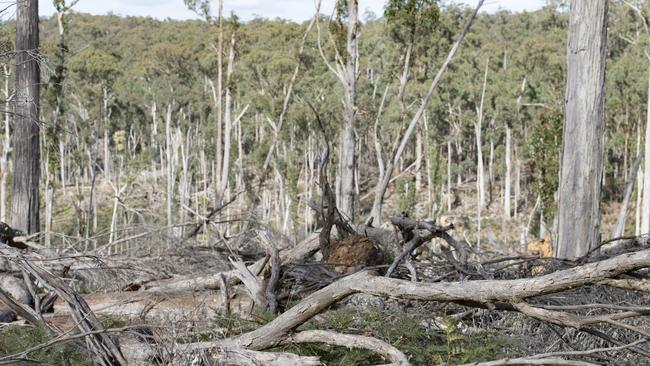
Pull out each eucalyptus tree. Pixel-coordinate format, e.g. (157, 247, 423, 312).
(556, 1, 608, 259)
(12, 0, 40, 234)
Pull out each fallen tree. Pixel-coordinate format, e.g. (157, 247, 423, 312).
(3, 218, 650, 365)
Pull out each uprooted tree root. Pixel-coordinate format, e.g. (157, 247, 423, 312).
(1, 217, 650, 365)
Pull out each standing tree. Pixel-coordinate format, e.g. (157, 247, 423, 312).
(556, 1, 608, 259)
(12, 0, 40, 233)
(339, 0, 359, 221)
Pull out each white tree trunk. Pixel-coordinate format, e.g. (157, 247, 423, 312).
(447, 141, 452, 212)
(0, 66, 10, 222)
(504, 126, 512, 218)
(338, 0, 359, 221)
(219, 32, 236, 203)
(641, 68, 650, 234)
(165, 104, 174, 230)
(475, 57, 489, 210)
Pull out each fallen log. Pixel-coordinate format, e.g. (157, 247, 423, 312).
(142, 233, 320, 292)
(284, 330, 410, 366)
(161, 247, 650, 354)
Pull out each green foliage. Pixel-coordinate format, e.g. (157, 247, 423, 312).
(0, 326, 89, 365)
(527, 108, 563, 220)
(396, 176, 417, 215)
(271, 307, 514, 365)
(385, 0, 440, 44)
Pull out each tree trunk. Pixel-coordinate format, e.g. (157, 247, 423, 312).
(475, 57, 488, 211)
(641, 68, 650, 234)
(0, 66, 11, 222)
(165, 104, 173, 231)
(557, 0, 608, 259)
(613, 153, 642, 238)
(215, 0, 224, 203)
(338, 0, 359, 221)
(219, 32, 236, 203)
(447, 141, 452, 212)
(12, 0, 40, 234)
(504, 125, 512, 219)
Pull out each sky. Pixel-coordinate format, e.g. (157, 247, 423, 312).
(34, 0, 547, 22)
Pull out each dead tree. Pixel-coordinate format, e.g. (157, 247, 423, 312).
(556, 1, 608, 259)
(12, 0, 40, 234)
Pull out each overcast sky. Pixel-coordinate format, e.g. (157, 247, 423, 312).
(35, 0, 547, 22)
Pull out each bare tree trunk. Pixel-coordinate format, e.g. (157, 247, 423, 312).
(215, 0, 224, 202)
(338, 0, 359, 221)
(12, 0, 40, 234)
(44, 151, 53, 247)
(475, 57, 489, 211)
(515, 156, 521, 219)
(636, 127, 643, 236)
(0, 66, 11, 222)
(179, 128, 191, 237)
(165, 104, 173, 231)
(151, 101, 157, 162)
(613, 153, 642, 238)
(641, 68, 650, 234)
(219, 32, 236, 203)
(557, 0, 608, 259)
(504, 125, 512, 218)
(415, 126, 423, 191)
(59, 140, 66, 196)
(447, 141, 452, 212)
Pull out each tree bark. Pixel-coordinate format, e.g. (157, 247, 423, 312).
(11, 0, 40, 234)
(338, 0, 359, 221)
(613, 153, 642, 238)
(504, 125, 512, 219)
(641, 68, 650, 234)
(0, 66, 11, 222)
(215, 0, 224, 203)
(557, 0, 608, 259)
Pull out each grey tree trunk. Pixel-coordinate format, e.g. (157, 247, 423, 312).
(0, 66, 11, 222)
(556, 0, 608, 260)
(612, 153, 642, 238)
(165, 104, 173, 230)
(215, 0, 224, 202)
(641, 68, 650, 234)
(338, 0, 359, 221)
(11, 0, 40, 234)
(219, 32, 236, 203)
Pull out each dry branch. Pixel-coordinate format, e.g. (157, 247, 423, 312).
(143, 233, 319, 292)
(285, 330, 410, 366)
(165, 247, 650, 354)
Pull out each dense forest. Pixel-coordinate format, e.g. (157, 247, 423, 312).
(1, 1, 650, 365)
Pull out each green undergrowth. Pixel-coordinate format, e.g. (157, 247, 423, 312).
(0, 316, 130, 365)
(202, 306, 516, 365)
(0, 325, 89, 365)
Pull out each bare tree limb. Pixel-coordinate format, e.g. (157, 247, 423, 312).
(285, 330, 410, 366)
